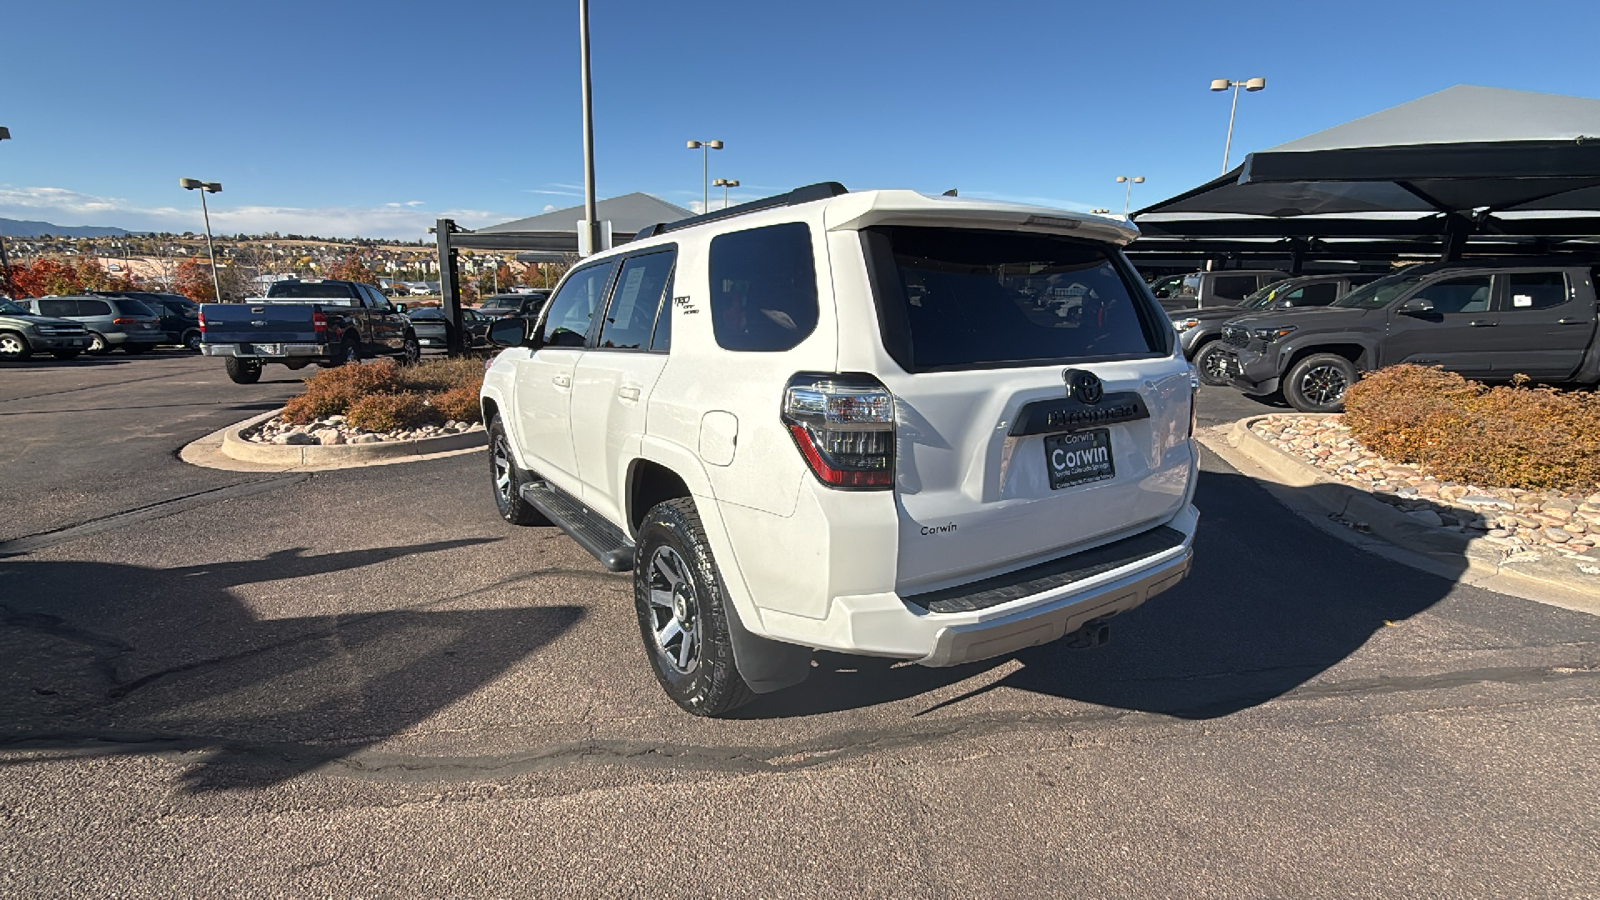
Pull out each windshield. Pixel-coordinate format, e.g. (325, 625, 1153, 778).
(0, 300, 29, 315)
(1242, 280, 1292, 308)
(1330, 270, 1425, 310)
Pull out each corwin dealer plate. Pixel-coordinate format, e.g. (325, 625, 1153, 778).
(1043, 428, 1114, 490)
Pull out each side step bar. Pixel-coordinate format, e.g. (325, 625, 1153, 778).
(519, 482, 635, 572)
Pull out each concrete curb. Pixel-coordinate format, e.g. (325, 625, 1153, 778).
(181, 409, 487, 473)
(1196, 417, 1600, 617)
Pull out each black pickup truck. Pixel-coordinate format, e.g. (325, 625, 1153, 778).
(200, 279, 420, 383)
(1221, 258, 1600, 412)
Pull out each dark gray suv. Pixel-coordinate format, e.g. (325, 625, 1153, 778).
(1171, 273, 1381, 385)
(25, 295, 164, 354)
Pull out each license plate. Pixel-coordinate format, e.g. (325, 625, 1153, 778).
(251, 343, 281, 355)
(1044, 429, 1114, 490)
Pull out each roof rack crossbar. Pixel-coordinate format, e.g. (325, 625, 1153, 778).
(637, 182, 849, 239)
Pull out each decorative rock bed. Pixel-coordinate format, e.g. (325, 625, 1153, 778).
(1250, 414, 1600, 562)
(243, 413, 484, 447)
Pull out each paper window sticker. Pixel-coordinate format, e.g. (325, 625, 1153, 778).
(1513, 294, 1533, 308)
(613, 266, 646, 323)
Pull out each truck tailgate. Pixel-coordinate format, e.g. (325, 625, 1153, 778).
(200, 302, 320, 344)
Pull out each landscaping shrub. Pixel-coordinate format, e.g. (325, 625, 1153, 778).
(1343, 365, 1600, 491)
(395, 357, 486, 395)
(430, 385, 482, 424)
(282, 359, 403, 424)
(345, 392, 444, 432)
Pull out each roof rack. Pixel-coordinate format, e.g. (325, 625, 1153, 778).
(636, 182, 849, 239)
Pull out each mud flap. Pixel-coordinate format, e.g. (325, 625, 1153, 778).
(723, 600, 813, 694)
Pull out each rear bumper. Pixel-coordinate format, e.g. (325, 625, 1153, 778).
(752, 504, 1198, 666)
(202, 342, 333, 358)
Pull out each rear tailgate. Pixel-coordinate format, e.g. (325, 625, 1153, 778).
(200, 302, 320, 344)
(852, 224, 1195, 595)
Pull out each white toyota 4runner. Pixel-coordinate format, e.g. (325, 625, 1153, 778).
(480, 183, 1199, 716)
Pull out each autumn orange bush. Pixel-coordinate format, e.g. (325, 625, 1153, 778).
(280, 357, 483, 429)
(1343, 365, 1600, 491)
(345, 392, 443, 432)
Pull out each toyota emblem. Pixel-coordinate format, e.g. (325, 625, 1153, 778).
(1063, 369, 1104, 404)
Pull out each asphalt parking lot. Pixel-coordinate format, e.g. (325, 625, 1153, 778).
(3, 354, 1598, 897)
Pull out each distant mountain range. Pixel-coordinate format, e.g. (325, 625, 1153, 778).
(0, 217, 132, 238)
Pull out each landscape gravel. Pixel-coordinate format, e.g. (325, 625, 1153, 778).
(1251, 414, 1600, 563)
(244, 413, 483, 447)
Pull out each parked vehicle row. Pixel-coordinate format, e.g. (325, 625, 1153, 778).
(0, 298, 94, 360)
(1218, 259, 1600, 412)
(200, 278, 420, 383)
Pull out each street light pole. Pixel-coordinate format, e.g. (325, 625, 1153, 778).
(1210, 77, 1266, 174)
(0, 127, 11, 298)
(180, 178, 224, 302)
(686, 139, 723, 211)
(578, 0, 601, 256)
(1115, 175, 1145, 215)
(712, 178, 740, 210)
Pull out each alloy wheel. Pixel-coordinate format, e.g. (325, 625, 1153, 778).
(645, 546, 701, 674)
(1300, 364, 1348, 406)
(0, 334, 25, 358)
(492, 432, 514, 505)
(1200, 348, 1230, 384)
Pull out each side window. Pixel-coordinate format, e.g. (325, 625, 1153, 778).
(596, 249, 675, 351)
(1213, 275, 1258, 301)
(1411, 276, 1492, 314)
(541, 261, 616, 347)
(650, 272, 674, 352)
(39, 298, 79, 317)
(79, 299, 112, 316)
(1503, 272, 1568, 311)
(708, 222, 818, 352)
(1295, 282, 1340, 305)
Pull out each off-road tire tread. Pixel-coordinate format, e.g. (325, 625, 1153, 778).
(634, 497, 755, 717)
(488, 415, 547, 526)
(224, 356, 262, 384)
(1193, 340, 1231, 387)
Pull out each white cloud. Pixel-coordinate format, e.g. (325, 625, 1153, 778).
(0, 184, 510, 239)
(543, 204, 557, 212)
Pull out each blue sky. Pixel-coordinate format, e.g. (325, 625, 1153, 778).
(1, 0, 1595, 239)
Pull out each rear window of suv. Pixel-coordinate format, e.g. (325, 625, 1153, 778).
(862, 226, 1163, 372)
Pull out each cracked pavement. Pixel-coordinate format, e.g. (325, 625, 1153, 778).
(2, 356, 1598, 897)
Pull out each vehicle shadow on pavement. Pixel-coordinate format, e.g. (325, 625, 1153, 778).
(0, 541, 584, 792)
(738, 467, 1463, 720)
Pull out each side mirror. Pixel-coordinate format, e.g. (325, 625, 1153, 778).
(394, 303, 407, 314)
(1399, 297, 1435, 315)
(1272, 298, 1293, 309)
(489, 315, 538, 349)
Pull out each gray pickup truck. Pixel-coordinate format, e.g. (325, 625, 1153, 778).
(200, 279, 420, 383)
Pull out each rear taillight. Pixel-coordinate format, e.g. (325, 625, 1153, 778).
(198, 310, 206, 331)
(111, 317, 138, 325)
(1188, 365, 1200, 438)
(782, 374, 896, 489)
(311, 311, 328, 334)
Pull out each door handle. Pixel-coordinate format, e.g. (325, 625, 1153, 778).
(1556, 318, 1591, 325)
(1467, 320, 1497, 327)
(552, 374, 571, 388)
(617, 385, 641, 401)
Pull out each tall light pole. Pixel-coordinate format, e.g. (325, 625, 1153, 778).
(686, 139, 723, 211)
(578, 0, 601, 256)
(1115, 175, 1145, 215)
(1210, 77, 1266, 174)
(0, 126, 11, 298)
(180, 178, 224, 302)
(712, 177, 740, 210)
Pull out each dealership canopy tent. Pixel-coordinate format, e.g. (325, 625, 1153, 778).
(468, 193, 692, 262)
(1130, 85, 1600, 267)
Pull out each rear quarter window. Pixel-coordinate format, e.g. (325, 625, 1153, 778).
(708, 222, 819, 352)
(862, 226, 1163, 372)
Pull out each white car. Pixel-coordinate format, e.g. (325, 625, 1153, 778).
(481, 184, 1199, 716)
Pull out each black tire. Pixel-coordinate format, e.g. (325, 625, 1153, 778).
(1192, 340, 1232, 387)
(488, 414, 548, 526)
(224, 356, 263, 384)
(183, 329, 202, 351)
(52, 350, 82, 360)
(87, 333, 110, 355)
(399, 333, 421, 365)
(338, 335, 361, 365)
(1284, 353, 1358, 413)
(633, 498, 755, 717)
(0, 331, 32, 361)
(121, 343, 151, 355)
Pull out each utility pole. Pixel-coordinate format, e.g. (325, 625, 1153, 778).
(578, 0, 601, 256)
